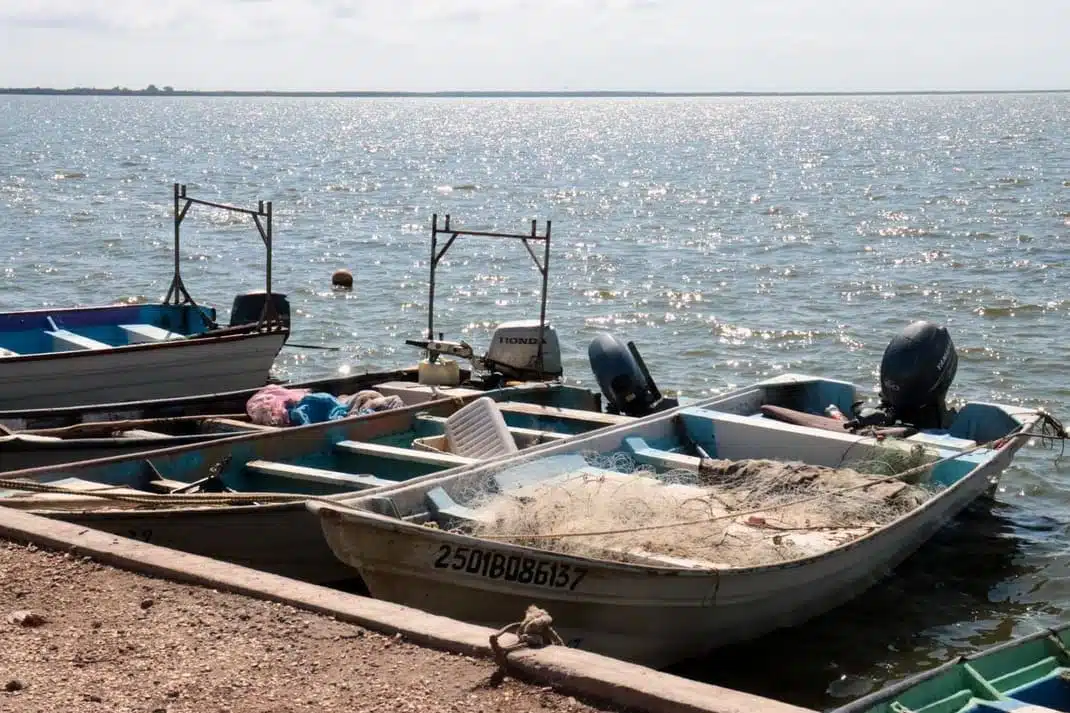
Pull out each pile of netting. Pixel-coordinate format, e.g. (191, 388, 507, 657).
(459, 447, 939, 568)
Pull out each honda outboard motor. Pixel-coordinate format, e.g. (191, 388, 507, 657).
(484, 320, 563, 380)
(406, 320, 563, 382)
(854, 320, 957, 430)
(230, 290, 291, 330)
(588, 332, 677, 417)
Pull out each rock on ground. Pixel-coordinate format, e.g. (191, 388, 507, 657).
(0, 539, 626, 713)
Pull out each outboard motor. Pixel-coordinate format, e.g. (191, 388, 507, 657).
(853, 320, 958, 430)
(588, 332, 677, 417)
(406, 320, 563, 382)
(230, 290, 291, 331)
(483, 320, 563, 380)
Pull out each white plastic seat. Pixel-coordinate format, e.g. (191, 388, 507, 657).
(444, 396, 519, 459)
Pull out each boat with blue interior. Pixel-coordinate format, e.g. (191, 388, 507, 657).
(0, 380, 628, 584)
(0, 184, 290, 411)
(831, 623, 1070, 713)
(308, 336, 1061, 667)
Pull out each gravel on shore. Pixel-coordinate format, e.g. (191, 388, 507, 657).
(0, 538, 626, 713)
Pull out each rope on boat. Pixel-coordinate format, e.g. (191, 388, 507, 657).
(489, 604, 564, 679)
(0, 477, 337, 507)
(481, 422, 1066, 543)
(15, 413, 250, 437)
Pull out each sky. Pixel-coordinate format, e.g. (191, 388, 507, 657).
(0, 0, 1067, 92)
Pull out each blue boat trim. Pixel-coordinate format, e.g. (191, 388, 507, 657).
(3, 384, 606, 499)
(0, 303, 218, 357)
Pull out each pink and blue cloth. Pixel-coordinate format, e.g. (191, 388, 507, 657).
(245, 385, 404, 426)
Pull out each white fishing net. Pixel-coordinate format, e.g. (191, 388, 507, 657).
(458, 447, 939, 569)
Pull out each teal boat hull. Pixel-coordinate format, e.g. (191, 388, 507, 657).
(834, 625, 1070, 713)
(0, 383, 608, 583)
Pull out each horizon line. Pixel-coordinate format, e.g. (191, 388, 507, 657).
(2, 86, 1069, 98)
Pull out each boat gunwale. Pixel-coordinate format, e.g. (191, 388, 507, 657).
(0, 323, 288, 365)
(311, 389, 1041, 579)
(0, 381, 585, 481)
(0, 431, 240, 451)
(28, 495, 336, 518)
(827, 654, 969, 713)
(0, 366, 424, 421)
(828, 624, 1070, 713)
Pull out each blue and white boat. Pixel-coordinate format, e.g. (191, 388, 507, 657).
(0, 214, 683, 467)
(0, 184, 289, 410)
(308, 370, 1052, 668)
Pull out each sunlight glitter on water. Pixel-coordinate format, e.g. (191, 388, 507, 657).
(2, 93, 1069, 709)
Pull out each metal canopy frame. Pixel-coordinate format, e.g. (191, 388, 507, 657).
(163, 183, 281, 329)
(427, 213, 552, 374)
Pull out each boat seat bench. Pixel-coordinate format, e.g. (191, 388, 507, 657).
(415, 414, 573, 444)
(147, 478, 189, 492)
(119, 429, 172, 440)
(495, 401, 633, 426)
(623, 436, 702, 470)
(424, 486, 493, 528)
(334, 440, 479, 467)
(46, 329, 110, 351)
(244, 459, 395, 490)
(202, 417, 278, 433)
(504, 426, 571, 443)
(120, 323, 186, 343)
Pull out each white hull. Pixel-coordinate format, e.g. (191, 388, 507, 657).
(317, 451, 1010, 667)
(0, 332, 286, 410)
(311, 374, 1035, 668)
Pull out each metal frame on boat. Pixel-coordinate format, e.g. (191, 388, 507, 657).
(0, 212, 582, 469)
(165, 182, 285, 331)
(0, 183, 289, 410)
(420, 213, 553, 378)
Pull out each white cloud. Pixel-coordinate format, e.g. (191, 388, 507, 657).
(0, 0, 345, 39)
(0, 0, 1066, 90)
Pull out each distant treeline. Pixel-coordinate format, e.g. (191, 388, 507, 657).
(1, 85, 1068, 98)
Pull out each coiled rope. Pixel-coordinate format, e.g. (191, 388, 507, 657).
(489, 604, 564, 678)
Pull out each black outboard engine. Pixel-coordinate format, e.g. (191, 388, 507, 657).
(854, 320, 957, 430)
(588, 332, 677, 417)
(230, 290, 291, 331)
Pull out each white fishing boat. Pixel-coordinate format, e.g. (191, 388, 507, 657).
(0, 184, 289, 410)
(309, 368, 1055, 668)
(0, 211, 685, 471)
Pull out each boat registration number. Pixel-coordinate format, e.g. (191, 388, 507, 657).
(432, 544, 587, 591)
